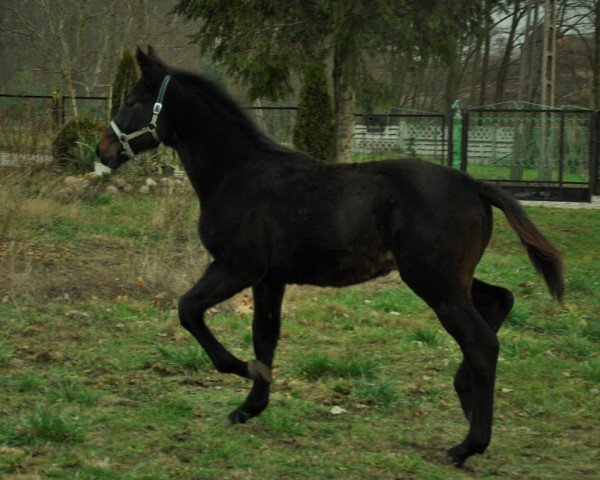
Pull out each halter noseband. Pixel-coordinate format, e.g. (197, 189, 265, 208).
(110, 74, 172, 158)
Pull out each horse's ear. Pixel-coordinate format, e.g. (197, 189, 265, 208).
(135, 46, 151, 75)
(135, 45, 164, 83)
(147, 45, 159, 59)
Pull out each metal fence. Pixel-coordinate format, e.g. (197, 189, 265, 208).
(0, 93, 108, 166)
(1, 92, 597, 199)
(246, 106, 297, 146)
(353, 113, 446, 164)
(451, 107, 596, 201)
(0, 94, 447, 167)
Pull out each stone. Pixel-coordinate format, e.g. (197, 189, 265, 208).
(113, 177, 128, 188)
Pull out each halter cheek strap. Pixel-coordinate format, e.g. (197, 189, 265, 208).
(111, 74, 172, 159)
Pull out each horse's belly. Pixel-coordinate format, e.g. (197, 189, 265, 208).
(275, 249, 397, 287)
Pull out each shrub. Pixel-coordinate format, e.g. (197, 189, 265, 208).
(293, 61, 336, 162)
(111, 48, 140, 117)
(52, 117, 105, 173)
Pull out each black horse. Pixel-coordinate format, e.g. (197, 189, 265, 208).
(97, 47, 564, 466)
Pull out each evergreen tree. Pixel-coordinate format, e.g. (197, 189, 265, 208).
(174, 0, 489, 161)
(293, 63, 336, 162)
(111, 48, 140, 117)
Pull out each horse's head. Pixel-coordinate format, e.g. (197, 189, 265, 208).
(96, 46, 173, 169)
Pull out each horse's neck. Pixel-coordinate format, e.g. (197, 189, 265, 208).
(169, 96, 273, 201)
(173, 133, 256, 203)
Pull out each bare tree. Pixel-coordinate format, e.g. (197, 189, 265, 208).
(559, 0, 600, 108)
(1, 0, 197, 106)
(494, 0, 524, 104)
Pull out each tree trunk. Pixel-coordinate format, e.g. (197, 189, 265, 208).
(527, 3, 542, 103)
(479, 0, 493, 106)
(333, 38, 357, 163)
(444, 56, 461, 116)
(468, 38, 483, 106)
(594, 0, 600, 109)
(494, 0, 522, 104)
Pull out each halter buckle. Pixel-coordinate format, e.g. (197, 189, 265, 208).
(153, 103, 163, 115)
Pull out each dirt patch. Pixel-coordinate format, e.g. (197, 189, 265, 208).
(0, 237, 207, 303)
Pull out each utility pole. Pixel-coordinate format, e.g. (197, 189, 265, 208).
(540, 0, 557, 180)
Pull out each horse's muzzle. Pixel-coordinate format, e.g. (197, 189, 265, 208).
(96, 133, 125, 170)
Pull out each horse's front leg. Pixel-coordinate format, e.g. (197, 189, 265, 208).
(178, 260, 270, 382)
(227, 281, 285, 424)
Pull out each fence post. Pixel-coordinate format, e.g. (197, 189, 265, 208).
(460, 108, 469, 171)
(51, 90, 61, 130)
(447, 108, 453, 167)
(451, 100, 462, 169)
(590, 111, 600, 196)
(107, 84, 113, 125)
(558, 109, 565, 199)
(60, 95, 66, 125)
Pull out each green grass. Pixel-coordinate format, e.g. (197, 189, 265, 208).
(353, 377, 401, 407)
(297, 353, 380, 380)
(351, 152, 588, 183)
(408, 327, 440, 346)
(13, 373, 44, 393)
(0, 171, 599, 479)
(1, 407, 85, 445)
(466, 162, 588, 183)
(0, 339, 12, 365)
(156, 344, 212, 371)
(582, 359, 600, 382)
(49, 379, 100, 407)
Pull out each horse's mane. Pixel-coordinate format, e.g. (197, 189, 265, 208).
(169, 68, 290, 154)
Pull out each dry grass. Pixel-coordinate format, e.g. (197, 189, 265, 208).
(0, 169, 209, 303)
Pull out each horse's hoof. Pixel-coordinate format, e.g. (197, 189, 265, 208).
(221, 416, 236, 427)
(436, 451, 463, 467)
(445, 446, 467, 468)
(225, 409, 250, 426)
(247, 360, 272, 383)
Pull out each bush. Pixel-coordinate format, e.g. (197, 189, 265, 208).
(111, 48, 140, 117)
(52, 117, 105, 173)
(293, 62, 336, 162)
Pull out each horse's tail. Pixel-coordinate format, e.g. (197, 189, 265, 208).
(479, 182, 564, 302)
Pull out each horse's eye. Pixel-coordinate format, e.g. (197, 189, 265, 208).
(125, 98, 136, 108)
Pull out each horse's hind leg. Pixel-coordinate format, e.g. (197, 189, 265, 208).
(227, 281, 285, 425)
(396, 267, 500, 465)
(433, 297, 500, 466)
(472, 279, 514, 332)
(178, 260, 269, 382)
(454, 279, 514, 420)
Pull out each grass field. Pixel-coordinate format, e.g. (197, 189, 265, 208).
(352, 152, 589, 184)
(0, 168, 599, 479)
